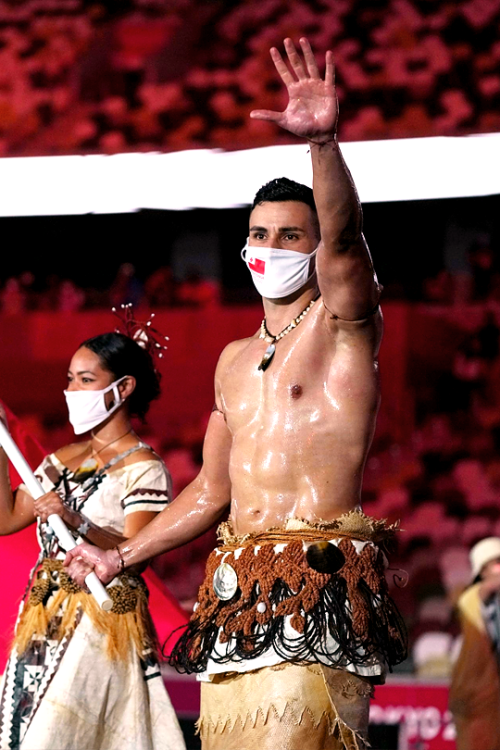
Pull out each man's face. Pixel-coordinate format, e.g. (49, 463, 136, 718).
(482, 556, 500, 579)
(248, 201, 319, 254)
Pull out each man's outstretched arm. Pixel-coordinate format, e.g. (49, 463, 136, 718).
(64, 407, 232, 586)
(251, 37, 380, 321)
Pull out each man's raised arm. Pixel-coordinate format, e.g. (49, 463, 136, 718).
(251, 37, 380, 321)
(64, 393, 232, 586)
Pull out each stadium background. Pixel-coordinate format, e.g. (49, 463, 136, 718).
(1, 0, 500, 746)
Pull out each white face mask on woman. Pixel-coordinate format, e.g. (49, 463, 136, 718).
(64, 376, 128, 435)
(241, 239, 319, 299)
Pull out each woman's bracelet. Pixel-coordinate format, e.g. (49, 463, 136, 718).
(114, 545, 126, 574)
(77, 515, 90, 537)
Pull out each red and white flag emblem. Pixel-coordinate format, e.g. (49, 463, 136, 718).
(249, 257, 265, 276)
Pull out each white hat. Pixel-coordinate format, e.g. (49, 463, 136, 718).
(470, 537, 500, 581)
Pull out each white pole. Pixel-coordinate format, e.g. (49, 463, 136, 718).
(0, 420, 113, 611)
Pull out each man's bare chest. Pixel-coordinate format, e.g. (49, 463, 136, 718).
(220, 337, 363, 433)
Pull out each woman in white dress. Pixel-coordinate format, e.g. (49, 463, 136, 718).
(0, 329, 186, 750)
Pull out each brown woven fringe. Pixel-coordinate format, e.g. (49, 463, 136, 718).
(13, 558, 159, 661)
(169, 511, 407, 673)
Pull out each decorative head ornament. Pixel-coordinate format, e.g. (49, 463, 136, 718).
(112, 303, 169, 360)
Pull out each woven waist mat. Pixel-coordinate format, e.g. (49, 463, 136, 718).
(169, 511, 407, 673)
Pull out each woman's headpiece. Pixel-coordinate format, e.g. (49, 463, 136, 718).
(112, 304, 169, 360)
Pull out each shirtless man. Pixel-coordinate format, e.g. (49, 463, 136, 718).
(66, 38, 406, 750)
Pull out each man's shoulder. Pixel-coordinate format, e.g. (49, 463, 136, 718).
(214, 335, 256, 401)
(217, 334, 256, 368)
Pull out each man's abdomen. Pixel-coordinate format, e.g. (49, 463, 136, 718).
(228, 427, 368, 534)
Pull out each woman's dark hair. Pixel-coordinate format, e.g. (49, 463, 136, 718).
(79, 332, 161, 421)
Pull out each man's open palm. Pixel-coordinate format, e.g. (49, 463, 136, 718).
(250, 37, 338, 142)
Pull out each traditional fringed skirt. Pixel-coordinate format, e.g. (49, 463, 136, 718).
(0, 558, 185, 750)
(198, 662, 374, 750)
(12, 557, 158, 661)
(169, 510, 407, 750)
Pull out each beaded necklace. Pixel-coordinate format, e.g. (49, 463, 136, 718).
(258, 294, 320, 371)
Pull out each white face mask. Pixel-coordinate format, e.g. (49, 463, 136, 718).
(241, 239, 319, 299)
(64, 376, 128, 435)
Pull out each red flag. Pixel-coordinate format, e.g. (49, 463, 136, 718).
(0, 401, 45, 672)
(249, 256, 265, 276)
(2, 403, 46, 489)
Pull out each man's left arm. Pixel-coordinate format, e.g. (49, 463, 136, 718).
(251, 37, 380, 321)
(310, 139, 380, 321)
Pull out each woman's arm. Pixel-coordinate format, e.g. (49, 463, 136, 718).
(34, 491, 159, 550)
(0, 447, 37, 536)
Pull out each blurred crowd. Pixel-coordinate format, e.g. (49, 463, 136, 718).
(363, 304, 500, 675)
(1, 231, 497, 311)
(0, 263, 221, 312)
(0, 0, 499, 156)
(423, 236, 500, 305)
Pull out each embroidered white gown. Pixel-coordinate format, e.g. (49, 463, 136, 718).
(0, 453, 186, 750)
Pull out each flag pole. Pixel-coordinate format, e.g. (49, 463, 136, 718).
(0, 420, 113, 611)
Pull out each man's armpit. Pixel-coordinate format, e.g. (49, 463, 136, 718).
(212, 403, 227, 421)
(324, 301, 381, 323)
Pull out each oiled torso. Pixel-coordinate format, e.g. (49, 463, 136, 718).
(217, 301, 381, 535)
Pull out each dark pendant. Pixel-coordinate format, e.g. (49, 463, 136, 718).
(73, 457, 98, 483)
(306, 541, 345, 574)
(258, 343, 276, 371)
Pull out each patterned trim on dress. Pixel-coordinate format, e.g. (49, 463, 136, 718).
(0, 613, 79, 748)
(125, 488, 170, 497)
(124, 498, 170, 508)
(121, 488, 170, 509)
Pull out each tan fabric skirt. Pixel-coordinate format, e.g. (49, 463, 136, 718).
(198, 662, 372, 750)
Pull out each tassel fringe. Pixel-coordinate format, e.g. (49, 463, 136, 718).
(13, 602, 48, 656)
(13, 561, 158, 661)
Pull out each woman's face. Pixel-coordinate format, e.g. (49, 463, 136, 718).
(66, 347, 134, 411)
(66, 347, 114, 392)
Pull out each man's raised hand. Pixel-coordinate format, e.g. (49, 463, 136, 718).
(250, 37, 338, 143)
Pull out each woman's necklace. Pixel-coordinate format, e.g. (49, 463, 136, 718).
(73, 428, 133, 482)
(258, 294, 320, 371)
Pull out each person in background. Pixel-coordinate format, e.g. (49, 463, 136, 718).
(110, 262, 144, 308)
(449, 536, 500, 750)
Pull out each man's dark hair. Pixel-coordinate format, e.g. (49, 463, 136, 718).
(252, 177, 317, 213)
(80, 332, 160, 421)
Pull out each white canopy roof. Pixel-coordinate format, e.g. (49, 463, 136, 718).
(0, 133, 498, 217)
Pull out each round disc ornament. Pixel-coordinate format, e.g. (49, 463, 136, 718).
(213, 562, 238, 601)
